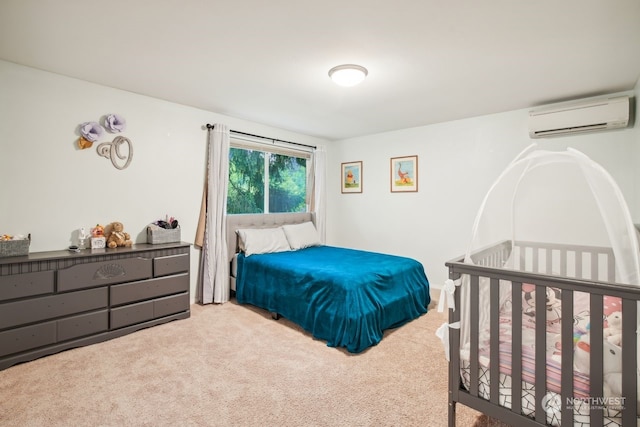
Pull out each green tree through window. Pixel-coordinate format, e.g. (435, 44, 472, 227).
(228, 147, 307, 214)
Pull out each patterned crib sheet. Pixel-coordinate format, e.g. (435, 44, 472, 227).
(459, 286, 632, 426)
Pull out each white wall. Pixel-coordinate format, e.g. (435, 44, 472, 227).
(326, 88, 639, 292)
(0, 60, 328, 301)
(2, 59, 638, 301)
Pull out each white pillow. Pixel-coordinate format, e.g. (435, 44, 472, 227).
(282, 222, 321, 250)
(236, 227, 291, 256)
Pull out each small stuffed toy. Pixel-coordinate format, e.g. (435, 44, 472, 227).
(523, 287, 562, 332)
(105, 221, 133, 249)
(604, 311, 623, 346)
(91, 224, 104, 237)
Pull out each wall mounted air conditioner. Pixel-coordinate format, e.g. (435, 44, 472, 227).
(528, 95, 631, 138)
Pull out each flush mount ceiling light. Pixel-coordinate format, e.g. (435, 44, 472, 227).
(328, 64, 368, 87)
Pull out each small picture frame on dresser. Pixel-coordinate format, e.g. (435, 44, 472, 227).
(91, 237, 106, 249)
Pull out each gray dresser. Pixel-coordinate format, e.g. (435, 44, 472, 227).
(0, 242, 190, 370)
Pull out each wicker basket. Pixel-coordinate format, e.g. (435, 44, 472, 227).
(147, 226, 181, 244)
(0, 238, 30, 257)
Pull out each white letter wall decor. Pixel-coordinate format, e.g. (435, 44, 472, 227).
(97, 136, 133, 170)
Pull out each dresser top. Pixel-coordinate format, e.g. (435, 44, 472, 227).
(0, 242, 191, 266)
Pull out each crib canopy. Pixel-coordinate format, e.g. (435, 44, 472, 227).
(465, 144, 640, 285)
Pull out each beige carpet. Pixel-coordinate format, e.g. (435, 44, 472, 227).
(0, 301, 488, 426)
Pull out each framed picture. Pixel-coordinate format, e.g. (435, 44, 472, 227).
(341, 161, 363, 193)
(390, 155, 418, 192)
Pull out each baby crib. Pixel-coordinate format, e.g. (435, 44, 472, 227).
(445, 239, 640, 427)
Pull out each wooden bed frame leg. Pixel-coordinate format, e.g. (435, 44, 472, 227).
(271, 312, 280, 320)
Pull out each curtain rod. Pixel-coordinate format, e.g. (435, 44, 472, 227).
(205, 124, 316, 150)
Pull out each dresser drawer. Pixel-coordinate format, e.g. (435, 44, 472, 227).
(154, 292, 189, 318)
(0, 321, 57, 357)
(153, 253, 189, 277)
(110, 300, 155, 329)
(57, 257, 153, 291)
(0, 287, 108, 330)
(0, 271, 54, 302)
(57, 310, 109, 342)
(110, 273, 189, 306)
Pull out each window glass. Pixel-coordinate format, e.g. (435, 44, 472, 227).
(228, 147, 307, 214)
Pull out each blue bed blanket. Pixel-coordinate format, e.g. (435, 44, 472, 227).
(235, 245, 431, 353)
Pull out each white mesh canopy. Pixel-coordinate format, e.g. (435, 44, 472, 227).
(458, 144, 640, 359)
(465, 144, 640, 283)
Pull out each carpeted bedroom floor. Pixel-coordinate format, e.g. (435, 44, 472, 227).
(0, 300, 494, 426)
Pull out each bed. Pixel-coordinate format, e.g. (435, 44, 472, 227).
(226, 213, 431, 353)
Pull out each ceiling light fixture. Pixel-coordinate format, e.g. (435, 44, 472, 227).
(328, 64, 368, 87)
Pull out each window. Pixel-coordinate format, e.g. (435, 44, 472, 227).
(227, 138, 309, 214)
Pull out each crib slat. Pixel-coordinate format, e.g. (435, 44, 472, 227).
(561, 288, 574, 426)
(621, 299, 637, 427)
(576, 251, 583, 279)
(607, 253, 615, 282)
(534, 284, 547, 424)
(489, 278, 500, 404)
(560, 249, 567, 277)
(512, 282, 523, 416)
(590, 294, 604, 426)
(591, 251, 598, 281)
(470, 275, 479, 397)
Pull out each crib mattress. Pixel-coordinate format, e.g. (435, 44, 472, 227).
(459, 288, 634, 427)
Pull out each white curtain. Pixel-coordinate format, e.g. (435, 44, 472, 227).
(201, 124, 230, 304)
(309, 146, 327, 242)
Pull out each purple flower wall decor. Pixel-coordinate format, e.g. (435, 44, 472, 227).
(75, 115, 133, 168)
(104, 114, 127, 133)
(80, 121, 104, 142)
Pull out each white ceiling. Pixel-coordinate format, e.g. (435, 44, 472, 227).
(1, 0, 639, 141)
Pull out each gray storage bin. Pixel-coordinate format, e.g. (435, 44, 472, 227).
(147, 226, 181, 244)
(0, 238, 29, 257)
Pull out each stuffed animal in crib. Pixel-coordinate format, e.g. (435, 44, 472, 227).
(523, 287, 562, 331)
(604, 311, 622, 347)
(602, 341, 622, 400)
(574, 333, 622, 375)
(574, 333, 591, 374)
(104, 221, 133, 249)
(573, 321, 633, 411)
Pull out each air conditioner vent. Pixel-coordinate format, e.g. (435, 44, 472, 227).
(529, 96, 630, 138)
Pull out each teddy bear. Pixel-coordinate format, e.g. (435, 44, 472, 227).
(604, 311, 622, 346)
(104, 221, 133, 249)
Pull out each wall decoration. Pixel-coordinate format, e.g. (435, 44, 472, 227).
(390, 155, 418, 192)
(78, 121, 104, 149)
(76, 114, 133, 170)
(97, 136, 133, 170)
(103, 114, 127, 133)
(341, 161, 363, 193)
